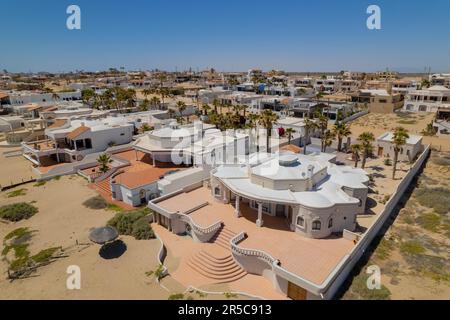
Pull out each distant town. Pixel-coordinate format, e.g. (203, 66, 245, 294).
(0, 68, 449, 300)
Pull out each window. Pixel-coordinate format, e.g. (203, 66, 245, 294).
(296, 216, 305, 227)
(214, 187, 221, 196)
(312, 220, 321, 230)
(328, 218, 333, 228)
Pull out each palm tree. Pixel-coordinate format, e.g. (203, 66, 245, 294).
(212, 98, 220, 114)
(168, 108, 176, 119)
(258, 109, 278, 153)
(97, 154, 112, 173)
(140, 99, 150, 111)
(358, 132, 375, 169)
(303, 118, 319, 154)
(351, 144, 362, 168)
(150, 96, 161, 110)
(176, 101, 187, 123)
(392, 127, 410, 179)
(201, 104, 211, 116)
(142, 88, 152, 100)
(321, 130, 335, 152)
(285, 128, 296, 145)
(52, 93, 60, 102)
(332, 122, 352, 152)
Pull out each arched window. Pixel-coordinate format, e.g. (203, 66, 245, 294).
(328, 218, 333, 229)
(296, 216, 305, 227)
(312, 220, 321, 230)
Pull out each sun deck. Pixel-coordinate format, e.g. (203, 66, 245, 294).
(156, 186, 355, 285)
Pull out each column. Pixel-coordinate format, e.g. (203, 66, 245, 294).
(152, 153, 156, 167)
(234, 195, 241, 218)
(256, 202, 264, 227)
(135, 149, 139, 161)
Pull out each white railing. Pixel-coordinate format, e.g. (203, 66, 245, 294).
(178, 213, 223, 235)
(230, 232, 277, 265)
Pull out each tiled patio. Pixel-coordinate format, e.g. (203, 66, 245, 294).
(157, 187, 356, 286)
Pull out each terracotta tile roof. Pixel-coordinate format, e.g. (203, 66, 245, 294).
(113, 167, 177, 189)
(48, 119, 68, 129)
(280, 144, 302, 154)
(0, 92, 9, 99)
(42, 106, 58, 112)
(66, 125, 90, 140)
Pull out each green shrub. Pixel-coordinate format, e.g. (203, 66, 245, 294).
(6, 189, 27, 198)
(415, 187, 450, 215)
(348, 272, 391, 300)
(168, 293, 184, 300)
(33, 180, 47, 187)
(83, 196, 108, 210)
(31, 247, 61, 263)
(384, 158, 392, 166)
(0, 203, 38, 222)
(107, 209, 154, 240)
(131, 218, 155, 240)
(4, 227, 31, 241)
(416, 213, 442, 233)
(400, 241, 426, 256)
(106, 204, 124, 212)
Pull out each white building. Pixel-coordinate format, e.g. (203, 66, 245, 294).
(6, 90, 81, 106)
(22, 117, 135, 166)
(376, 132, 424, 162)
(403, 86, 450, 112)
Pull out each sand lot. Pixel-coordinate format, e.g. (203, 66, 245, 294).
(0, 146, 37, 188)
(349, 112, 450, 151)
(0, 175, 170, 299)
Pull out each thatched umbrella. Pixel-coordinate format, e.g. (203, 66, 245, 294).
(89, 226, 119, 245)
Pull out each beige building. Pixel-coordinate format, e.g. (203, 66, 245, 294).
(351, 89, 404, 113)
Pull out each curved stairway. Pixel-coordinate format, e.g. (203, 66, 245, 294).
(209, 226, 237, 249)
(186, 249, 247, 283)
(95, 179, 111, 196)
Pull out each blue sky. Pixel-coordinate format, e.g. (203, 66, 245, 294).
(1, 0, 449, 73)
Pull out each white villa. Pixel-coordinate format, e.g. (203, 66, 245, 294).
(377, 132, 424, 162)
(403, 85, 450, 112)
(148, 151, 369, 299)
(22, 117, 135, 166)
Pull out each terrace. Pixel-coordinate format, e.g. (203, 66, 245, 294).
(156, 186, 355, 286)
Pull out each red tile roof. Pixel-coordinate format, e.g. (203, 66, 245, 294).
(66, 125, 90, 140)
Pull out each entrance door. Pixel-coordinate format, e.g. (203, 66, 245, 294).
(276, 204, 285, 217)
(378, 147, 383, 157)
(287, 282, 307, 300)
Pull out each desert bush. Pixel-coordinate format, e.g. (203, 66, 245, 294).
(6, 189, 27, 198)
(83, 196, 108, 210)
(131, 218, 155, 240)
(33, 180, 47, 187)
(107, 209, 154, 240)
(416, 213, 442, 233)
(0, 203, 38, 222)
(400, 240, 425, 256)
(415, 187, 450, 215)
(346, 273, 391, 300)
(383, 158, 392, 166)
(168, 293, 184, 300)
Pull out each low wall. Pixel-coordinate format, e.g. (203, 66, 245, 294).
(341, 110, 369, 124)
(323, 145, 431, 299)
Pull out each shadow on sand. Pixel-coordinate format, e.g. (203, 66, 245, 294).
(99, 240, 127, 259)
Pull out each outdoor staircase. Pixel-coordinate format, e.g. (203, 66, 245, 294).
(95, 179, 111, 196)
(186, 249, 247, 283)
(209, 226, 237, 249)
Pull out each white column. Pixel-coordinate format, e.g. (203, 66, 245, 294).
(152, 153, 156, 167)
(235, 195, 241, 218)
(256, 202, 264, 227)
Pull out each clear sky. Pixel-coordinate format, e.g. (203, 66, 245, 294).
(1, 0, 449, 73)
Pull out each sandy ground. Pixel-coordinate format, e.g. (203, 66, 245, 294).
(0, 175, 170, 299)
(342, 150, 450, 300)
(0, 146, 37, 188)
(0, 174, 253, 300)
(349, 112, 450, 152)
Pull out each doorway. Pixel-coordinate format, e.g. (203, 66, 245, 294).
(287, 282, 307, 300)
